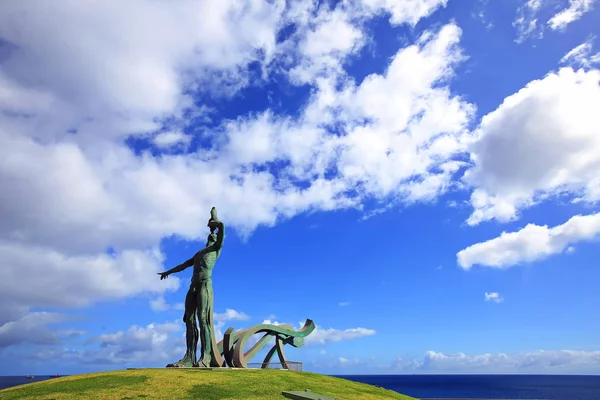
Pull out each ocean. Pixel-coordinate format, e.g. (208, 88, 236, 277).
(336, 375, 600, 400)
(1, 374, 599, 399)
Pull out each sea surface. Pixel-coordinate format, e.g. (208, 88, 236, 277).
(336, 374, 600, 400)
(1, 374, 599, 399)
(0, 375, 64, 390)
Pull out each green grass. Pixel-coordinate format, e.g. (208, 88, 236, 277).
(0, 369, 416, 400)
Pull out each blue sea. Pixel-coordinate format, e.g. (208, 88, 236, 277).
(336, 375, 600, 400)
(1, 374, 599, 399)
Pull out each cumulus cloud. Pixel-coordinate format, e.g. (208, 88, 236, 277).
(261, 319, 287, 326)
(0, 241, 179, 324)
(318, 349, 599, 373)
(215, 309, 251, 322)
(286, 4, 366, 85)
(484, 292, 504, 303)
(149, 294, 186, 312)
(152, 131, 191, 149)
(145, 306, 250, 346)
(23, 315, 374, 365)
(457, 213, 600, 269)
(29, 321, 187, 365)
(463, 67, 600, 225)
(0, 0, 471, 331)
(548, 0, 596, 31)
(411, 350, 600, 373)
(360, 0, 448, 26)
(306, 325, 376, 346)
(0, 312, 67, 347)
(93, 324, 182, 364)
(149, 296, 171, 312)
(259, 320, 375, 346)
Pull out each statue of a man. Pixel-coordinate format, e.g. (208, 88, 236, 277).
(158, 207, 225, 368)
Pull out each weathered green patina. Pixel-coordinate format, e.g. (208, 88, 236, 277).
(158, 207, 224, 368)
(218, 319, 315, 368)
(158, 206, 315, 369)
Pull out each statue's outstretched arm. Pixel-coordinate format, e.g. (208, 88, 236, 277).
(158, 256, 194, 279)
(169, 257, 195, 274)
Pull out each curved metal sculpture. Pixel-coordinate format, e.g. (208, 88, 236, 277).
(214, 319, 315, 368)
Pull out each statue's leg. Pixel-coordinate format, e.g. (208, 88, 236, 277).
(191, 308, 199, 363)
(166, 286, 197, 368)
(196, 278, 216, 368)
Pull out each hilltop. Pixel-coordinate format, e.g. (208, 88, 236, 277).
(0, 368, 415, 400)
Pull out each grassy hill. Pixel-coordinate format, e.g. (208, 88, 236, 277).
(0, 368, 416, 400)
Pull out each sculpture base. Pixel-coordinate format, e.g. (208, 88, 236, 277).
(127, 367, 215, 370)
(125, 367, 290, 371)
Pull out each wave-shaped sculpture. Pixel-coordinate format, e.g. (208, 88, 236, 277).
(213, 319, 315, 368)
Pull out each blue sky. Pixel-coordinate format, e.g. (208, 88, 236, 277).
(0, 0, 599, 376)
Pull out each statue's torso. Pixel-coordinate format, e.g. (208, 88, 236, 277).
(191, 248, 222, 282)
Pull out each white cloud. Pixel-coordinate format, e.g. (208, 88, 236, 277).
(144, 305, 249, 345)
(359, 0, 448, 26)
(209, 309, 252, 342)
(513, 0, 595, 42)
(152, 131, 191, 149)
(288, 6, 365, 85)
(338, 302, 351, 307)
(276, 0, 448, 85)
(457, 213, 600, 269)
(484, 292, 504, 303)
(0, 0, 471, 332)
(149, 296, 170, 312)
(473, 0, 494, 29)
(0, 241, 179, 325)
(149, 295, 186, 312)
(463, 67, 600, 226)
(26, 339, 600, 374)
(257, 320, 375, 347)
(22, 310, 252, 365)
(560, 37, 600, 68)
(72, 321, 184, 365)
(0, 0, 286, 144)
(214, 309, 251, 322)
(412, 350, 600, 373)
(513, 0, 544, 43)
(548, 0, 596, 31)
(0, 312, 67, 347)
(21, 317, 374, 367)
(261, 319, 286, 326)
(306, 325, 376, 346)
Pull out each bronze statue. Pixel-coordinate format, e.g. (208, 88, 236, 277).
(158, 207, 224, 368)
(157, 206, 316, 370)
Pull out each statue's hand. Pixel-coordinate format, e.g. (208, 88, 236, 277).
(158, 272, 170, 280)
